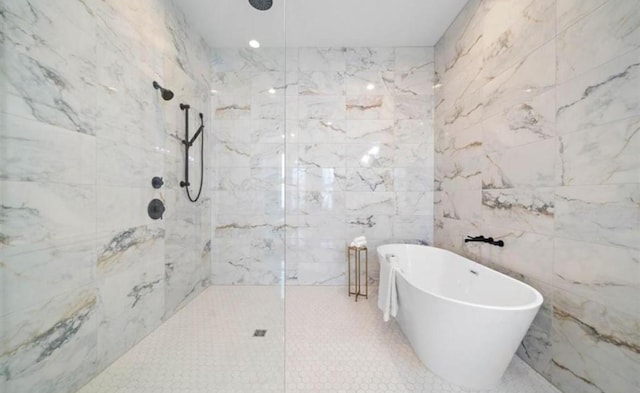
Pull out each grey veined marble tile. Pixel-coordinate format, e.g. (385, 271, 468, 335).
(346, 47, 395, 73)
(1, 0, 99, 135)
(345, 168, 394, 192)
(298, 48, 347, 72)
(481, 89, 556, 152)
(556, 49, 640, 135)
(482, 40, 556, 119)
(556, 0, 640, 83)
(482, 138, 557, 189)
(481, 188, 555, 235)
(394, 47, 434, 72)
(554, 184, 640, 250)
(298, 71, 345, 96)
(481, 0, 555, 81)
(558, 116, 640, 186)
(346, 95, 395, 120)
(554, 238, 640, 317)
(551, 288, 639, 393)
(0, 181, 96, 248)
(1, 288, 99, 393)
(1, 239, 96, 317)
(0, 114, 96, 184)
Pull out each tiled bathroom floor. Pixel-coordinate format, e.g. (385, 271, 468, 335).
(78, 286, 560, 393)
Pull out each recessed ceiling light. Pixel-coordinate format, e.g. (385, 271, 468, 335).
(249, 39, 260, 48)
(366, 83, 375, 90)
(210, 89, 218, 94)
(268, 87, 276, 94)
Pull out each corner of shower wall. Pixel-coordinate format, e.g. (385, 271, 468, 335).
(161, 0, 213, 319)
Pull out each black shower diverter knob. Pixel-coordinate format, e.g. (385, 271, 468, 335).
(152, 176, 164, 189)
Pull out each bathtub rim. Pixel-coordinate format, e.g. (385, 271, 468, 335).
(377, 244, 544, 312)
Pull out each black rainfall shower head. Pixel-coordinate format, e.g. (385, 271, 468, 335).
(249, 0, 272, 11)
(153, 81, 174, 101)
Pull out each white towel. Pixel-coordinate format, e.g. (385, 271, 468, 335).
(350, 236, 367, 248)
(378, 254, 399, 322)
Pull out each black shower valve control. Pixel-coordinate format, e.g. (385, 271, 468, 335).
(151, 176, 164, 189)
(148, 199, 165, 220)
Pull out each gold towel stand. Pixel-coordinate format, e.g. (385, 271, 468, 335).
(347, 246, 368, 301)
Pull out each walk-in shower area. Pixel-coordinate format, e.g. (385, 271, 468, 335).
(1, 1, 638, 393)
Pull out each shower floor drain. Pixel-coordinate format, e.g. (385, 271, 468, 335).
(253, 329, 267, 337)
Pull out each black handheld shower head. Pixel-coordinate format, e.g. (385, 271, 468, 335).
(153, 81, 174, 101)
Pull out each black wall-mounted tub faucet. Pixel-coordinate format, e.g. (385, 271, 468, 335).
(465, 235, 504, 247)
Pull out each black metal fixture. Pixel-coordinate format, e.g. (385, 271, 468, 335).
(249, 0, 273, 11)
(151, 176, 164, 189)
(152, 81, 174, 101)
(179, 103, 204, 202)
(147, 199, 165, 220)
(464, 235, 504, 247)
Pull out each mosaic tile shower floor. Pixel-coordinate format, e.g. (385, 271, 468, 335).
(78, 286, 560, 393)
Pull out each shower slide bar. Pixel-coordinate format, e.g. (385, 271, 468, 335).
(179, 103, 204, 202)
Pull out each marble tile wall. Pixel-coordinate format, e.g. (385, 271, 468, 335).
(433, 1, 639, 392)
(0, 1, 211, 392)
(210, 47, 435, 285)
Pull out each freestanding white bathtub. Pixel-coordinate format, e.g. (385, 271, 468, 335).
(377, 244, 543, 390)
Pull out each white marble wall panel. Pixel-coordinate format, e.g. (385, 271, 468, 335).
(435, 1, 640, 392)
(1, 0, 98, 135)
(294, 119, 347, 143)
(0, 115, 96, 184)
(346, 47, 395, 73)
(556, 48, 640, 135)
(298, 96, 346, 119)
(482, 41, 556, 119)
(1, 181, 96, 247)
(345, 71, 394, 96)
(481, 89, 556, 152)
(0, 1, 212, 392)
(211, 46, 435, 285)
(556, 0, 640, 83)
(481, 0, 556, 81)
(558, 116, 639, 186)
(2, 239, 97, 317)
(483, 139, 557, 189)
(299, 48, 347, 71)
(551, 288, 639, 393)
(0, 288, 99, 393)
(553, 238, 639, 316)
(555, 184, 639, 250)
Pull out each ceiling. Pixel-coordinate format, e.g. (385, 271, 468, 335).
(176, 0, 469, 48)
